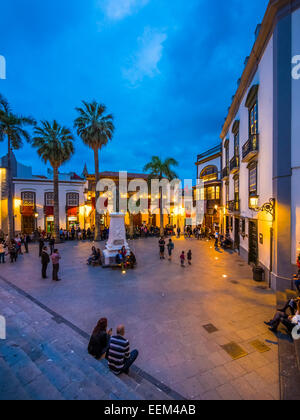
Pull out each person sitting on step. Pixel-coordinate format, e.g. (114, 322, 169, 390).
(107, 325, 138, 375)
(88, 318, 112, 360)
(266, 300, 300, 335)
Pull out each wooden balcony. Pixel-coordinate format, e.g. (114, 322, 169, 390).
(230, 156, 239, 174)
(242, 134, 259, 162)
(222, 167, 229, 180)
(227, 200, 240, 213)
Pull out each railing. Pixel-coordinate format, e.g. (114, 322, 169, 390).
(230, 156, 239, 172)
(242, 134, 259, 160)
(197, 145, 222, 162)
(228, 200, 240, 213)
(222, 167, 229, 179)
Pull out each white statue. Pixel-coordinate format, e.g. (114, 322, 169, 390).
(103, 213, 130, 266)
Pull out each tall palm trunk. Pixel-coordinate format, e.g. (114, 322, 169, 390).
(7, 136, 14, 240)
(159, 186, 164, 237)
(129, 213, 134, 239)
(53, 166, 60, 242)
(94, 148, 101, 241)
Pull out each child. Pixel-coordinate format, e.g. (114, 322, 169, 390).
(180, 251, 185, 268)
(187, 250, 192, 265)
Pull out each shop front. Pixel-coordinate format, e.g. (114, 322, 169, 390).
(44, 206, 54, 234)
(66, 206, 79, 230)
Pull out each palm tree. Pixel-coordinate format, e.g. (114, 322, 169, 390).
(143, 157, 178, 236)
(74, 101, 114, 241)
(0, 94, 36, 239)
(32, 121, 74, 241)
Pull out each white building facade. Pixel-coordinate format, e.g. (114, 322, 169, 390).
(0, 153, 86, 235)
(220, 0, 300, 291)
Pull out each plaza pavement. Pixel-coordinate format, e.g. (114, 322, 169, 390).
(0, 237, 279, 400)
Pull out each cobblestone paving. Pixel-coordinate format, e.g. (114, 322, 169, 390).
(0, 237, 279, 400)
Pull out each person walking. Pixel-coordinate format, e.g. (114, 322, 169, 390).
(159, 237, 166, 260)
(41, 246, 50, 279)
(180, 251, 185, 268)
(167, 239, 174, 261)
(177, 226, 181, 239)
(214, 231, 219, 248)
(187, 250, 192, 265)
(24, 234, 30, 253)
(51, 249, 61, 282)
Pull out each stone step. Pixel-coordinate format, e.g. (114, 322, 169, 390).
(0, 279, 176, 401)
(0, 344, 64, 400)
(6, 320, 140, 400)
(0, 357, 31, 400)
(118, 369, 173, 400)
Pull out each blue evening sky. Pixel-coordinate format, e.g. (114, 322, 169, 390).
(0, 0, 269, 180)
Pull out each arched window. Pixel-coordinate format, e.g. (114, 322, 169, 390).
(200, 166, 218, 181)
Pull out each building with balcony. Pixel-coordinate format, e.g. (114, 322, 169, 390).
(0, 153, 86, 234)
(219, 0, 300, 291)
(196, 145, 222, 230)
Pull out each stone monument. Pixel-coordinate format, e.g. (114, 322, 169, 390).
(103, 213, 130, 266)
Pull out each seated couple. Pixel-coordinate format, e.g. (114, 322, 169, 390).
(87, 246, 102, 265)
(88, 318, 138, 375)
(265, 298, 300, 335)
(116, 248, 136, 269)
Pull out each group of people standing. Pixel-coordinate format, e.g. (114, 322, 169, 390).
(0, 233, 30, 264)
(158, 237, 192, 267)
(39, 235, 61, 280)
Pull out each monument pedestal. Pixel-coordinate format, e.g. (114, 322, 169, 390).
(103, 213, 130, 266)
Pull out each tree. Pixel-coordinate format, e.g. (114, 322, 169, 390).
(0, 94, 35, 239)
(143, 157, 178, 236)
(74, 101, 114, 241)
(32, 121, 74, 241)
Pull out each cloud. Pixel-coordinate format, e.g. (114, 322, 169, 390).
(123, 27, 167, 85)
(101, 0, 149, 21)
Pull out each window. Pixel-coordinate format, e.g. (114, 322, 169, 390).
(225, 182, 229, 205)
(241, 218, 246, 237)
(200, 188, 205, 201)
(234, 176, 239, 211)
(207, 187, 216, 200)
(45, 192, 54, 206)
(225, 143, 229, 167)
(249, 102, 258, 136)
(234, 177, 239, 200)
(234, 132, 239, 158)
(21, 192, 35, 206)
(66, 193, 79, 207)
(216, 186, 220, 200)
(200, 166, 218, 182)
(249, 163, 257, 197)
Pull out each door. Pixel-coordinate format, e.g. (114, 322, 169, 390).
(234, 218, 240, 250)
(22, 216, 35, 234)
(249, 220, 258, 265)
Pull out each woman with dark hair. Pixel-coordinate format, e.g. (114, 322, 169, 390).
(88, 318, 112, 360)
